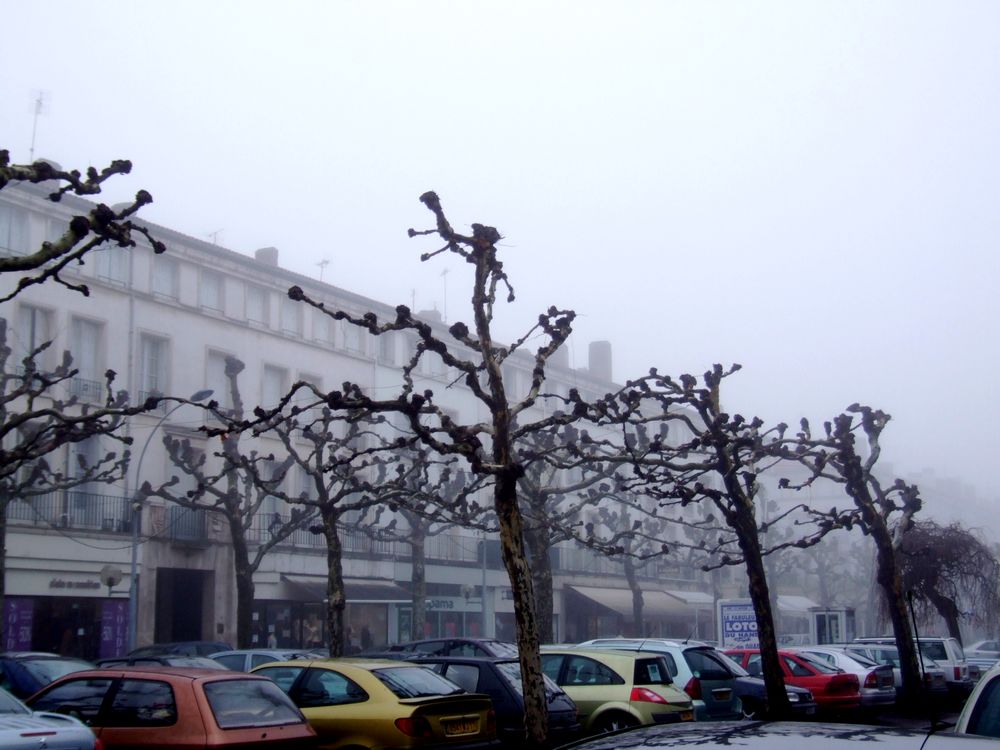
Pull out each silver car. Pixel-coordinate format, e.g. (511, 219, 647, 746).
(843, 642, 949, 697)
(209, 648, 319, 672)
(0, 685, 96, 749)
(792, 646, 896, 708)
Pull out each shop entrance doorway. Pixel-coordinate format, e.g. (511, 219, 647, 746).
(155, 568, 209, 642)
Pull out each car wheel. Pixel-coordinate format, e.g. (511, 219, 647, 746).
(595, 713, 639, 733)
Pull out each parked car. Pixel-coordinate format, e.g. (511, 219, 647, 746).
(25, 666, 317, 748)
(576, 638, 743, 721)
(252, 657, 498, 750)
(0, 652, 94, 699)
(714, 649, 817, 718)
(539, 648, 694, 732)
(377, 638, 518, 658)
(95, 654, 225, 669)
(0, 684, 99, 750)
(408, 655, 581, 746)
(967, 640, 1000, 664)
(543, 720, 1000, 750)
(842, 642, 949, 698)
(127, 640, 232, 658)
(725, 647, 861, 713)
(211, 649, 319, 672)
(791, 646, 895, 708)
(956, 659, 1000, 737)
(855, 636, 973, 698)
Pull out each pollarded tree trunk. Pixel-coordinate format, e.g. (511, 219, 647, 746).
(524, 520, 555, 643)
(925, 590, 962, 643)
(624, 556, 644, 637)
(730, 506, 791, 719)
(227, 513, 255, 648)
(494, 468, 547, 747)
(410, 522, 428, 641)
(322, 509, 348, 657)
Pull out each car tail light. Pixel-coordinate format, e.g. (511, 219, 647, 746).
(631, 687, 670, 704)
(830, 674, 859, 693)
(486, 708, 496, 735)
(864, 672, 879, 688)
(955, 667, 962, 681)
(683, 677, 702, 700)
(395, 716, 434, 738)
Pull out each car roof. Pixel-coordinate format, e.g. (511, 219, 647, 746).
(49, 666, 269, 682)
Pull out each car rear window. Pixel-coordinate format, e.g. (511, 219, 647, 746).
(793, 653, 839, 674)
(634, 658, 673, 686)
(683, 649, 733, 681)
(106, 679, 177, 727)
(20, 658, 92, 684)
(373, 666, 465, 698)
(204, 678, 305, 728)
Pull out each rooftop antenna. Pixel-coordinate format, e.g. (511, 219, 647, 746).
(316, 259, 329, 282)
(28, 90, 49, 162)
(206, 229, 223, 245)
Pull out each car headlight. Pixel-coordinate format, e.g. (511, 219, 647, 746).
(786, 691, 800, 703)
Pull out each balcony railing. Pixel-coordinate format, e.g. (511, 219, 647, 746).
(167, 506, 208, 543)
(69, 376, 104, 401)
(7, 490, 132, 533)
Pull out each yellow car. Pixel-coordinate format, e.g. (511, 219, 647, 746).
(252, 658, 498, 750)
(540, 648, 694, 732)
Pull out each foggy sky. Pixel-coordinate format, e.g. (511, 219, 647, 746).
(2, 1, 998, 516)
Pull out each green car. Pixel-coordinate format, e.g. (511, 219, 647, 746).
(540, 648, 694, 733)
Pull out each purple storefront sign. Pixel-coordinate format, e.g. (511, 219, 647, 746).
(100, 599, 129, 658)
(3, 598, 34, 651)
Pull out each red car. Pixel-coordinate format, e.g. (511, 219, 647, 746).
(724, 649, 860, 713)
(25, 666, 318, 748)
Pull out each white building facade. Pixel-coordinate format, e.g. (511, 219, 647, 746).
(1, 180, 713, 659)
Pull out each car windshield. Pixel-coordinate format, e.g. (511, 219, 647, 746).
(373, 666, 465, 698)
(0, 688, 29, 715)
(19, 658, 92, 684)
(204, 678, 305, 728)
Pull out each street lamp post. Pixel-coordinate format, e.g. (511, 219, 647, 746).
(126, 389, 213, 652)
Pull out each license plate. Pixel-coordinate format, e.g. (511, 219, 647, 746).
(712, 690, 732, 701)
(680, 710, 694, 722)
(444, 718, 479, 736)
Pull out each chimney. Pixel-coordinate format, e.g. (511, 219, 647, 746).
(255, 247, 279, 266)
(588, 340, 613, 383)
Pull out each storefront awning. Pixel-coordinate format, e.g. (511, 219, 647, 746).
(280, 575, 411, 603)
(664, 589, 715, 609)
(777, 595, 820, 613)
(567, 585, 687, 618)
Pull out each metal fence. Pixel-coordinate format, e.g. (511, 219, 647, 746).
(7, 491, 132, 533)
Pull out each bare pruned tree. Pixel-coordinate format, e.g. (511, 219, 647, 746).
(0, 149, 163, 301)
(284, 191, 581, 744)
(592, 364, 851, 718)
(778, 405, 925, 708)
(139, 356, 313, 648)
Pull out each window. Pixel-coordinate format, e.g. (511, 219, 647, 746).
(296, 668, 368, 708)
(312, 310, 335, 345)
(200, 270, 224, 312)
(563, 656, 620, 686)
(151, 255, 179, 299)
(379, 332, 397, 365)
(93, 247, 128, 285)
(246, 284, 269, 326)
(0, 204, 30, 256)
(441, 664, 480, 693)
(253, 665, 304, 693)
(262, 365, 288, 408)
(281, 295, 302, 336)
(105, 679, 177, 727)
(139, 334, 169, 402)
(206, 351, 233, 415)
(69, 317, 103, 401)
(343, 320, 365, 354)
(15, 304, 53, 370)
(28, 677, 114, 722)
(204, 679, 304, 728)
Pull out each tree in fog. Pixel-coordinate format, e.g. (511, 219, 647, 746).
(593, 364, 849, 718)
(139, 356, 313, 649)
(896, 520, 1000, 642)
(286, 191, 580, 744)
(0, 150, 162, 644)
(0, 149, 163, 302)
(781, 405, 925, 707)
